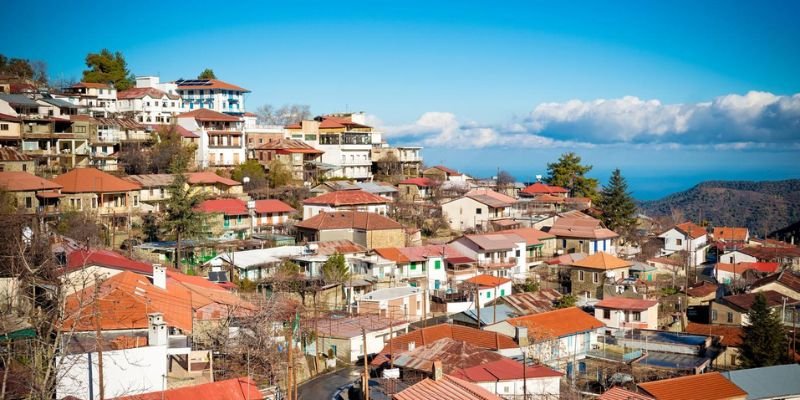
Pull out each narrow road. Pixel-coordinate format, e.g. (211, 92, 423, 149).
(298, 366, 360, 400)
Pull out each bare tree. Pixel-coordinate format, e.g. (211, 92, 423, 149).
(255, 104, 312, 125)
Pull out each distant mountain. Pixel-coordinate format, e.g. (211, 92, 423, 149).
(638, 179, 800, 236)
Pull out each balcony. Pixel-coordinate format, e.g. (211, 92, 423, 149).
(478, 257, 517, 270)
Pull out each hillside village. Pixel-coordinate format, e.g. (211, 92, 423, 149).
(1, 62, 800, 400)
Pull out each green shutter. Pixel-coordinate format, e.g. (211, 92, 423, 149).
(500, 289, 505, 296)
(486, 292, 491, 299)
(435, 260, 441, 269)
(410, 262, 416, 270)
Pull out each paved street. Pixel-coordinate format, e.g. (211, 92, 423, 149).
(298, 366, 360, 400)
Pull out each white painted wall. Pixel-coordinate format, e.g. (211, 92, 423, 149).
(476, 377, 560, 399)
(302, 203, 388, 220)
(719, 251, 757, 264)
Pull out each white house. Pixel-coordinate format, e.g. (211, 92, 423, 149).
(177, 108, 246, 168)
(464, 274, 513, 308)
(61, 82, 118, 117)
(312, 314, 409, 363)
(302, 190, 389, 220)
(485, 307, 605, 371)
(718, 249, 759, 264)
(593, 297, 659, 331)
(449, 233, 527, 279)
(658, 222, 709, 267)
(117, 85, 182, 124)
(373, 245, 465, 292)
(441, 189, 516, 232)
(175, 78, 250, 115)
(449, 358, 562, 399)
(357, 286, 429, 322)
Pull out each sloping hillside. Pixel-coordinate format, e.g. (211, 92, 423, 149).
(639, 180, 800, 236)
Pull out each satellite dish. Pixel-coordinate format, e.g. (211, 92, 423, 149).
(535, 175, 542, 182)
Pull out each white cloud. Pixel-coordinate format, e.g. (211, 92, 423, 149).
(374, 91, 800, 149)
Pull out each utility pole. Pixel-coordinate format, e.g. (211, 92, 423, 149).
(475, 283, 481, 327)
(493, 286, 498, 324)
(389, 309, 394, 369)
(362, 328, 370, 400)
(93, 281, 105, 400)
(286, 330, 293, 400)
(522, 349, 527, 400)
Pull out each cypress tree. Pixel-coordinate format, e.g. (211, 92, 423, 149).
(739, 292, 791, 368)
(598, 168, 638, 234)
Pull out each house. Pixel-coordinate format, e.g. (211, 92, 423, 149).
(61, 82, 117, 117)
(548, 214, 619, 255)
(397, 177, 434, 202)
(720, 246, 800, 270)
(465, 274, 513, 308)
(186, 171, 243, 196)
(449, 232, 528, 278)
(567, 252, 633, 300)
(123, 174, 174, 212)
(117, 86, 182, 124)
(450, 303, 518, 327)
(372, 244, 465, 291)
(391, 337, 507, 378)
(518, 182, 569, 198)
(750, 270, 800, 300)
(491, 227, 557, 268)
(710, 290, 798, 326)
(286, 113, 374, 181)
(52, 167, 142, 227)
(485, 307, 604, 370)
(714, 226, 750, 244)
(311, 314, 409, 363)
(721, 364, 800, 400)
(441, 189, 516, 232)
(370, 144, 423, 178)
(370, 323, 519, 368)
(0, 112, 22, 147)
(394, 373, 502, 400)
(0, 147, 34, 172)
(356, 181, 398, 202)
(594, 297, 659, 331)
(252, 138, 324, 182)
(449, 358, 562, 399)
(422, 165, 470, 182)
(685, 323, 743, 369)
(0, 171, 62, 214)
(599, 387, 654, 400)
(637, 371, 747, 400)
(114, 377, 263, 400)
(177, 108, 246, 168)
(302, 189, 389, 219)
(714, 262, 780, 286)
(196, 198, 295, 239)
(203, 245, 307, 282)
(485, 289, 562, 316)
(357, 286, 429, 321)
(174, 78, 250, 115)
(658, 222, 709, 267)
(645, 256, 685, 280)
(294, 211, 405, 249)
(686, 281, 720, 306)
(88, 117, 150, 171)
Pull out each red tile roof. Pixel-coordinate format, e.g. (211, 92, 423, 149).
(599, 387, 654, 400)
(431, 165, 460, 175)
(176, 108, 242, 122)
(637, 372, 747, 400)
(718, 290, 798, 311)
(673, 222, 707, 239)
(570, 252, 632, 270)
(175, 79, 249, 92)
(685, 323, 743, 347)
(186, 171, 241, 186)
(595, 297, 658, 311)
(71, 82, 111, 89)
(0, 112, 21, 122)
(393, 244, 469, 263)
(197, 198, 294, 216)
(751, 270, 800, 293)
(465, 274, 512, 288)
(715, 262, 780, 275)
(394, 338, 507, 374)
(64, 249, 153, 275)
(373, 247, 411, 263)
(52, 168, 141, 193)
(295, 211, 402, 231)
(714, 227, 749, 242)
(549, 216, 619, 240)
(0, 171, 61, 192)
(399, 177, 434, 187)
(175, 125, 199, 138)
(113, 377, 262, 400)
(117, 86, 179, 100)
(520, 182, 569, 195)
(738, 245, 800, 260)
(449, 357, 562, 382)
(686, 281, 719, 298)
(394, 375, 501, 400)
(304, 190, 388, 206)
(488, 227, 555, 245)
(256, 138, 323, 153)
(371, 323, 517, 366)
(0, 148, 31, 161)
(506, 307, 605, 340)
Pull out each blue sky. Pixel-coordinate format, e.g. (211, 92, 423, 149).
(2, 0, 799, 199)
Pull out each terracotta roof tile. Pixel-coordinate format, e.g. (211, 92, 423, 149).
(71, 82, 112, 89)
(64, 249, 153, 274)
(600, 387, 654, 400)
(255, 138, 323, 153)
(399, 177, 434, 187)
(674, 222, 707, 239)
(713, 227, 749, 242)
(595, 297, 658, 311)
(176, 108, 242, 122)
(506, 307, 605, 340)
(637, 372, 747, 400)
(394, 375, 501, 400)
(488, 227, 555, 245)
(113, 377, 262, 400)
(549, 216, 619, 240)
(117, 87, 179, 100)
(186, 171, 241, 186)
(465, 274, 512, 288)
(449, 357, 562, 382)
(304, 190, 388, 206)
(570, 252, 632, 270)
(373, 247, 410, 263)
(0, 171, 61, 192)
(196, 198, 294, 216)
(751, 270, 800, 293)
(520, 182, 569, 195)
(175, 78, 249, 92)
(295, 211, 401, 231)
(393, 338, 507, 373)
(52, 168, 141, 193)
(685, 323, 743, 347)
(686, 281, 719, 298)
(718, 290, 798, 312)
(715, 262, 780, 275)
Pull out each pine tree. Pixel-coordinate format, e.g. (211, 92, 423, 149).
(161, 171, 207, 272)
(82, 49, 134, 90)
(598, 168, 638, 234)
(198, 68, 216, 79)
(739, 292, 791, 368)
(321, 253, 351, 307)
(545, 152, 599, 201)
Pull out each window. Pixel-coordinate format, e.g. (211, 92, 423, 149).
(0, 124, 7, 131)
(578, 270, 584, 281)
(133, 196, 139, 207)
(25, 197, 32, 209)
(475, 208, 482, 214)
(711, 309, 718, 321)
(727, 312, 733, 323)
(632, 311, 641, 321)
(593, 272, 599, 283)
(603, 309, 611, 319)
(21, 164, 26, 171)
(410, 262, 416, 270)
(91, 197, 98, 209)
(486, 291, 491, 299)
(515, 249, 521, 257)
(676, 238, 683, 246)
(434, 260, 441, 270)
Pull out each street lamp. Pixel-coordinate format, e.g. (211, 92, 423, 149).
(242, 176, 250, 192)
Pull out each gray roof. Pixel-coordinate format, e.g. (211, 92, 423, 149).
(361, 286, 422, 301)
(357, 181, 398, 194)
(0, 93, 40, 107)
(722, 364, 800, 400)
(39, 98, 78, 109)
(453, 303, 516, 326)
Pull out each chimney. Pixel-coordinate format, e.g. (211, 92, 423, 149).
(147, 313, 167, 347)
(152, 264, 166, 289)
(515, 326, 529, 347)
(432, 360, 443, 381)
